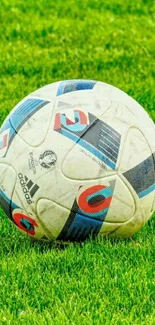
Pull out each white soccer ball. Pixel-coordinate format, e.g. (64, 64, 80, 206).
(0, 80, 155, 241)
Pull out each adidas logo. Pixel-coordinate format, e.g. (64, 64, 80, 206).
(18, 173, 39, 204)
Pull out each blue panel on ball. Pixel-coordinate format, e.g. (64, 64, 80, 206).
(61, 128, 116, 170)
(123, 153, 155, 198)
(138, 183, 155, 198)
(58, 211, 102, 242)
(57, 80, 96, 96)
(55, 111, 121, 170)
(10, 99, 47, 130)
(0, 98, 49, 157)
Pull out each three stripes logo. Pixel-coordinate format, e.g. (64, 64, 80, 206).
(18, 173, 39, 204)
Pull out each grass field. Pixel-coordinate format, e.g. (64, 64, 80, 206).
(0, 0, 155, 324)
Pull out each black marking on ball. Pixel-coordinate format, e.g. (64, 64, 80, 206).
(88, 195, 105, 206)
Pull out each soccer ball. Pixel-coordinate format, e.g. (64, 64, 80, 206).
(0, 80, 155, 241)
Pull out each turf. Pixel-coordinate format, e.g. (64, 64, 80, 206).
(0, 0, 155, 324)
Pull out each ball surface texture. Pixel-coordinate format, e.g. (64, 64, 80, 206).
(0, 80, 155, 241)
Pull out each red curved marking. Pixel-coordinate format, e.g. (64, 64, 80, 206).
(0, 134, 8, 150)
(54, 113, 61, 130)
(78, 185, 112, 214)
(13, 213, 38, 235)
(75, 110, 88, 124)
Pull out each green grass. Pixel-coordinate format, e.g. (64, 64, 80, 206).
(0, 0, 155, 324)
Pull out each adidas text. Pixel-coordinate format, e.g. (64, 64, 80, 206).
(18, 173, 39, 204)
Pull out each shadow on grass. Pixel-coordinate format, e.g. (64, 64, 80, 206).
(0, 214, 154, 257)
(0, 231, 131, 258)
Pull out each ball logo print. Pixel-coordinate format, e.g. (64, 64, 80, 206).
(0, 79, 155, 242)
(18, 173, 39, 204)
(39, 150, 57, 169)
(28, 152, 38, 175)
